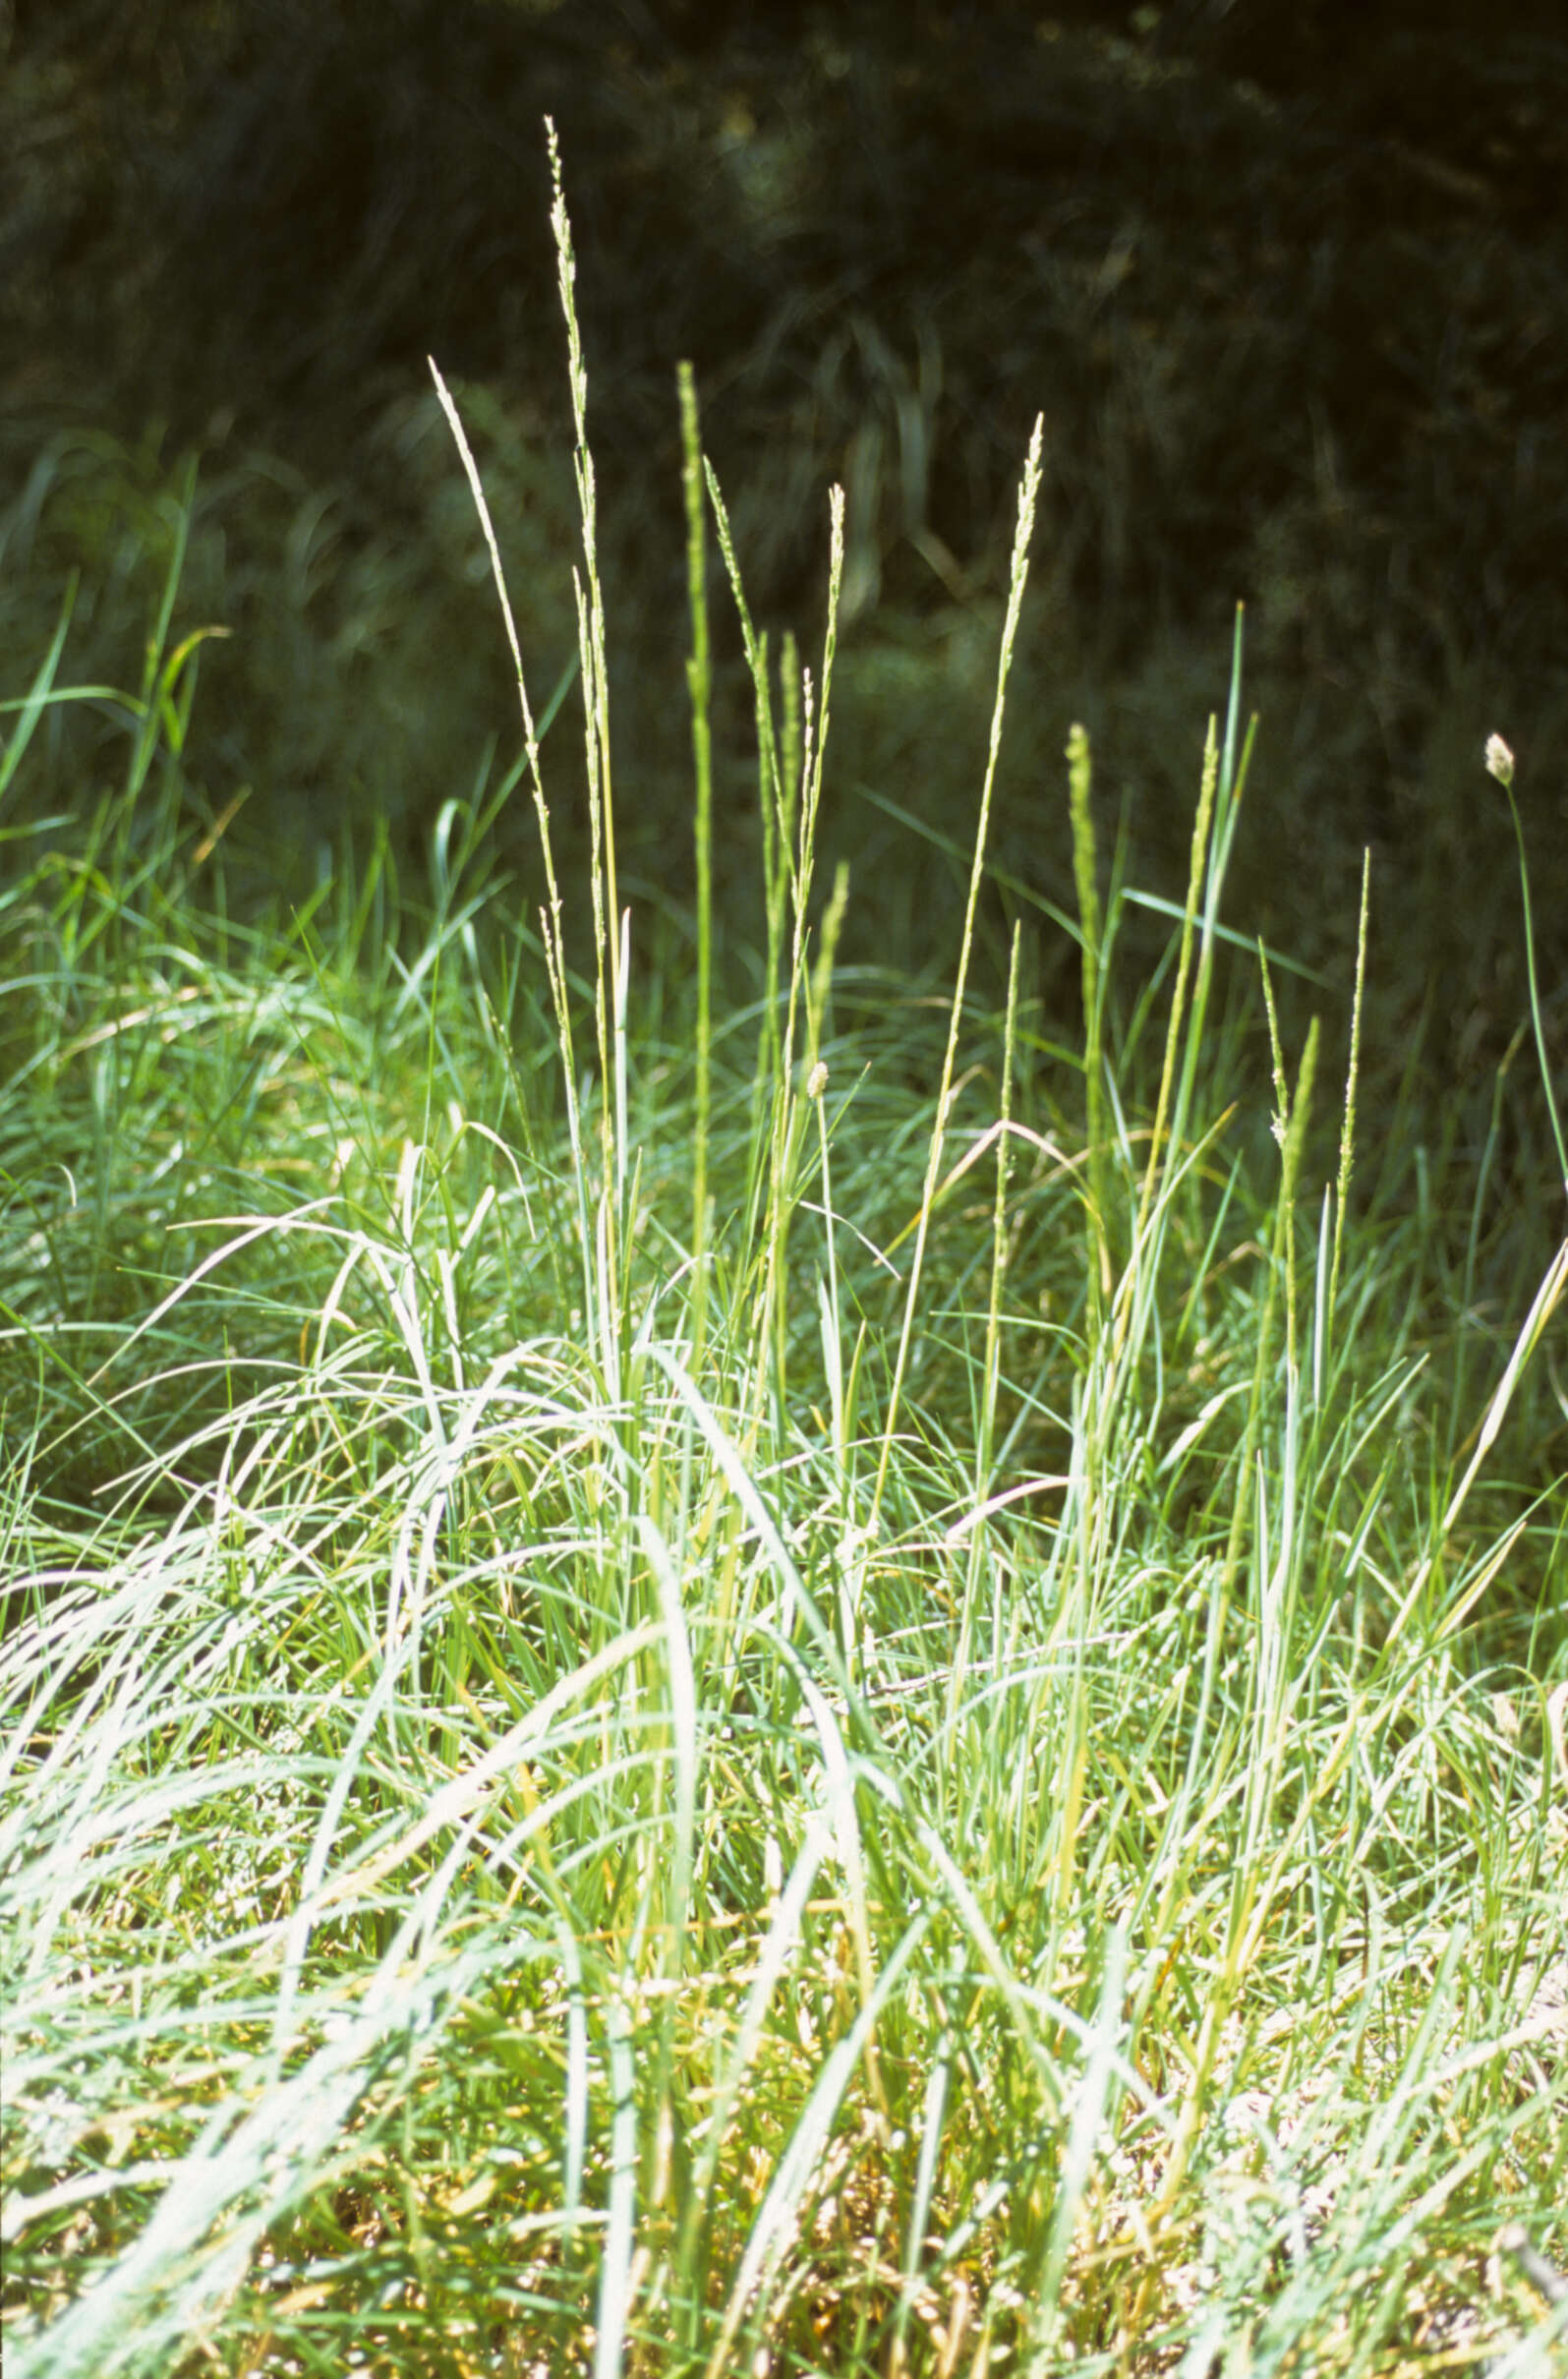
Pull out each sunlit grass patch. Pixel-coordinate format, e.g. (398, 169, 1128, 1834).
(2, 132, 1564, 2379)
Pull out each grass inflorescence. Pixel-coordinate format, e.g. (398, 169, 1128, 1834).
(2, 145, 1565, 2379)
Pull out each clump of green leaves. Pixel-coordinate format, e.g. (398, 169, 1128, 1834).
(3, 135, 1564, 2379)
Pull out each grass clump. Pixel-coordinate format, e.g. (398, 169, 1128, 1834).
(2, 143, 1565, 2379)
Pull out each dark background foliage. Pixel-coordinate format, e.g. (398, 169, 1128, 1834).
(4, 0, 1566, 1133)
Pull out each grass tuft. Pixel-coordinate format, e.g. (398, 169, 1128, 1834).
(2, 145, 1565, 2379)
